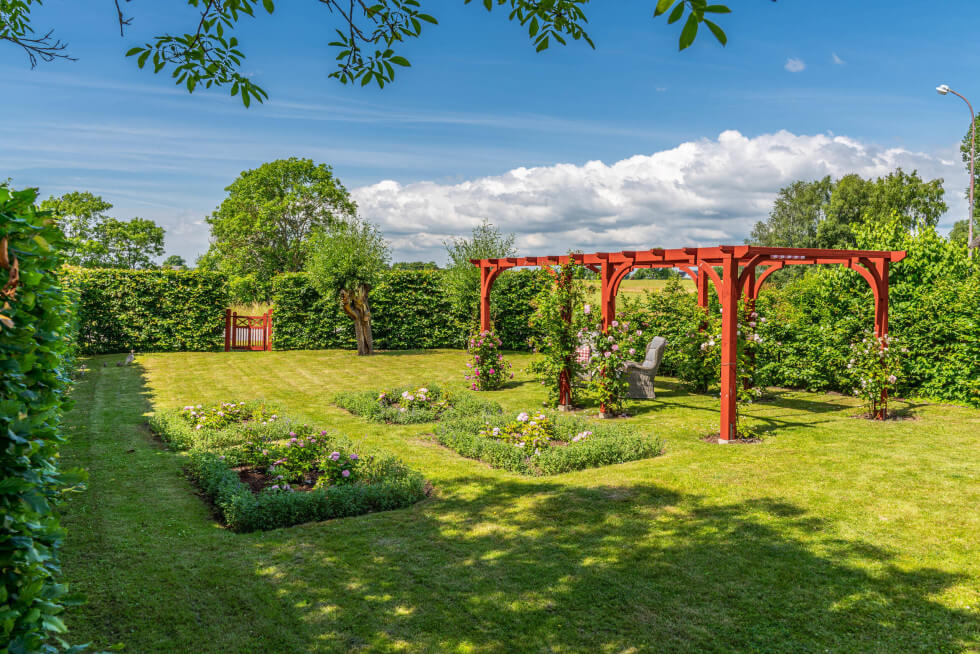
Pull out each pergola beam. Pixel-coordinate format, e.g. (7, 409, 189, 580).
(471, 245, 904, 437)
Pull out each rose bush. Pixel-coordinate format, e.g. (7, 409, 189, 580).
(464, 330, 512, 390)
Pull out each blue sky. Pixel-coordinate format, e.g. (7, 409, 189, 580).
(3, 0, 978, 263)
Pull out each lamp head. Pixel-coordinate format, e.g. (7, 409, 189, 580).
(937, 84, 951, 95)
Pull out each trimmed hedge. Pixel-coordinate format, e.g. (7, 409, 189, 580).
(1, 187, 85, 652)
(270, 269, 546, 351)
(185, 450, 429, 532)
(333, 384, 501, 424)
(151, 406, 430, 531)
(435, 413, 664, 476)
(61, 268, 229, 354)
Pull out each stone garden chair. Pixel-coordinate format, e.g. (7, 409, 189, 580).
(625, 336, 667, 399)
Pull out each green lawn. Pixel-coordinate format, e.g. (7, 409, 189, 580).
(60, 350, 980, 653)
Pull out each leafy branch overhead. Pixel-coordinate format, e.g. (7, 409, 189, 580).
(0, 0, 748, 107)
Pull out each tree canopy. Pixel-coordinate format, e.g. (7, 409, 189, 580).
(443, 219, 516, 321)
(40, 191, 166, 268)
(747, 169, 948, 251)
(306, 219, 390, 355)
(2, 0, 748, 106)
(201, 158, 357, 280)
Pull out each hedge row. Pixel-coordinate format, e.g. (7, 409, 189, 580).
(184, 451, 430, 532)
(270, 269, 548, 351)
(61, 268, 229, 354)
(1, 188, 85, 651)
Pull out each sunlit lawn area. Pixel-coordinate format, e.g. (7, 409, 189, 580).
(60, 349, 980, 653)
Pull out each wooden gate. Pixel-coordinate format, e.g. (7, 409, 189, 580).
(224, 309, 273, 351)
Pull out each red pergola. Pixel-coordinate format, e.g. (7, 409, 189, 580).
(472, 245, 906, 442)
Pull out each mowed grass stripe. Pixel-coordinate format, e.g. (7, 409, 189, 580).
(58, 350, 980, 653)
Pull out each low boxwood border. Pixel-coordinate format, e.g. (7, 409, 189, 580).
(185, 451, 430, 532)
(150, 407, 431, 532)
(333, 384, 501, 424)
(434, 414, 664, 476)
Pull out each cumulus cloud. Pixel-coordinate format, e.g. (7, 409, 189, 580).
(352, 130, 963, 263)
(784, 58, 806, 73)
(832, 52, 846, 65)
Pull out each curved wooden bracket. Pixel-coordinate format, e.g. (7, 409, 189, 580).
(752, 262, 785, 297)
(698, 261, 724, 301)
(736, 255, 768, 297)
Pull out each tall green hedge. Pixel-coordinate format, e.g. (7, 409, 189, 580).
(270, 269, 546, 351)
(61, 268, 229, 354)
(1, 187, 86, 652)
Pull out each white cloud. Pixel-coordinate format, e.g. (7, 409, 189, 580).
(353, 130, 965, 263)
(785, 58, 806, 73)
(832, 53, 846, 65)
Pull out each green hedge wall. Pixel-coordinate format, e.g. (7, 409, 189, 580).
(1, 187, 85, 651)
(61, 268, 229, 354)
(270, 269, 546, 351)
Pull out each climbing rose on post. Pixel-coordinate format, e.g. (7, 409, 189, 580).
(846, 331, 907, 419)
(465, 329, 512, 391)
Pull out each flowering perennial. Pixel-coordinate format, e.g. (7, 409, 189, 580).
(479, 411, 555, 454)
(465, 330, 513, 391)
(847, 331, 907, 418)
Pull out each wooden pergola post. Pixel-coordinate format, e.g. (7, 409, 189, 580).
(473, 246, 904, 438)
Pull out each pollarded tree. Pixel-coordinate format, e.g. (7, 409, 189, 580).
(443, 219, 516, 325)
(306, 219, 390, 355)
(203, 158, 357, 281)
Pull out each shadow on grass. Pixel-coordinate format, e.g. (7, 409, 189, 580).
(251, 472, 979, 653)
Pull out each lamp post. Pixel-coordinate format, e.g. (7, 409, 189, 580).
(937, 84, 975, 259)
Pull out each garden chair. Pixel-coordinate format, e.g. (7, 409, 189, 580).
(624, 336, 667, 399)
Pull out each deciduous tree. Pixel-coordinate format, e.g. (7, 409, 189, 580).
(202, 158, 356, 280)
(306, 219, 390, 355)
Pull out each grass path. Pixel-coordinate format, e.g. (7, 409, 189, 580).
(60, 350, 980, 653)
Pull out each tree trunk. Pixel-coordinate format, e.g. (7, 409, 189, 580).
(340, 284, 374, 355)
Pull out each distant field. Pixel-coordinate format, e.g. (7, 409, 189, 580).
(583, 278, 696, 304)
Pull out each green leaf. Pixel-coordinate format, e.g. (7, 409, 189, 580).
(678, 13, 699, 50)
(654, 0, 675, 17)
(667, 2, 685, 24)
(535, 35, 549, 52)
(704, 19, 727, 46)
(262, 0, 275, 13)
(125, 46, 143, 57)
(390, 55, 410, 67)
(704, 4, 732, 13)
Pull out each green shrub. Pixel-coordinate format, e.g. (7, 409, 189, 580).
(435, 411, 663, 475)
(184, 445, 429, 532)
(333, 384, 501, 424)
(61, 267, 229, 354)
(154, 409, 430, 532)
(148, 400, 285, 451)
(1, 187, 87, 652)
(270, 269, 545, 351)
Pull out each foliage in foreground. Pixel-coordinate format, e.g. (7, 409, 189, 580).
(435, 410, 663, 476)
(333, 384, 501, 424)
(0, 187, 88, 652)
(150, 403, 429, 531)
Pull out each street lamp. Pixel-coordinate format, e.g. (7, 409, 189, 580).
(937, 84, 975, 258)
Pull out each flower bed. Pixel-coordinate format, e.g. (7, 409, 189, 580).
(150, 404, 430, 531)
(333, 384, 501, 424)
(434, 410, 663, 475)
(149, 400, 284, 451)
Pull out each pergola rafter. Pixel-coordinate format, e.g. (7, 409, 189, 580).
(472, 245, 905, 442)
